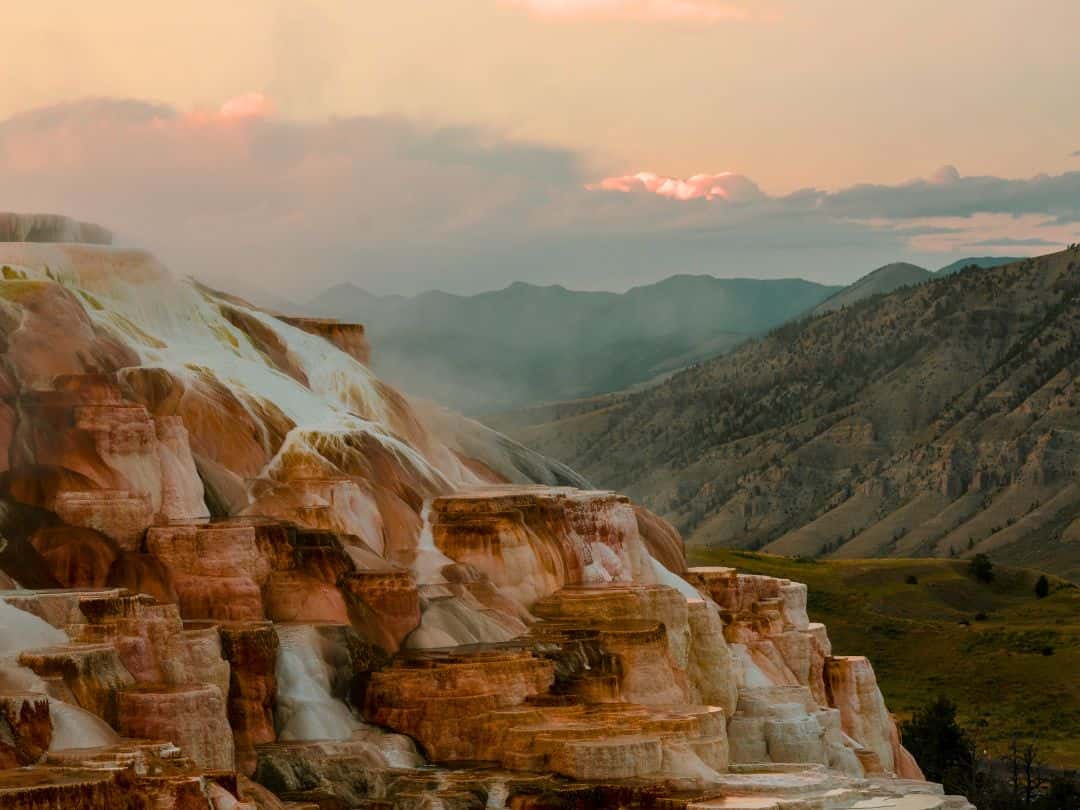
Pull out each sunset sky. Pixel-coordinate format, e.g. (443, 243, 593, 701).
(3, 1, 1079, 296)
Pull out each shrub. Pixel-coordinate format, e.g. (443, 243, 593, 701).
(905, 574, 919, 585)
(1035, 574, 1050, 599)
(968, 553, 994, 584)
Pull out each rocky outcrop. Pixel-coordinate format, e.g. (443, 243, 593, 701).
(681, 566, 925, 780)
(278, 317, 370, 366)
(826, 655, 924, 779)
(424, 487, 682, 608)
(0, 235, 968, 809)
(18, 643, 135, 726)
(0, 212, 112, 245)
(339, 570, 420, 652)
(219, 623, 279, 776)
(0, 693, 51, 767)
(117, 683, 234, 770)
(9, 374, 207, 548)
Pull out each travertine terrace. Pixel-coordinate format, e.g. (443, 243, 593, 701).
(0, 217, 973, 808)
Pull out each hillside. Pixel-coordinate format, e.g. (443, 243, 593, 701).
(301, 275, 840, 414)
(936, 256, 1022, 277)
(811, 262, 933, 315)
(687, 549, 1080, 768)
(494, 248, 1080, 580)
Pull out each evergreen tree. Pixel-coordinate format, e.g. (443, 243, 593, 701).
(901, 696, 972, 787)
(1035, 575, 1050, 599)
(969, 553, 994, 584)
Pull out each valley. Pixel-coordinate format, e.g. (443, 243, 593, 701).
(495, 250, 1080, 581)
(298, 276, 841, 414)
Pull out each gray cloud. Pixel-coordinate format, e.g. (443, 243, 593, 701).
(965, 237, 1064, 248)
(0, 99, 1071, 298)
(809, 166, 1080, 223)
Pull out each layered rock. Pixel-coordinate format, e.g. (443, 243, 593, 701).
(421, 487, 690, 617)
(685, 566, 923, 780)
(0, 212, 112, 245)
(0, 519, 956, 808)
(366, 642, 726, 783)
(117, 683, 234, 770)
(339, 570, 420, 652)
(8, 374, 208, 549)
(826, 655, 924, 779)
(218, 623, 279, 775)
(0, 232, 967, 809)
(278, 317, 370, 366)
(0, 693, 51, 767)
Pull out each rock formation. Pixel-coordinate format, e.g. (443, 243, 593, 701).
(0, 213, 112, 246)
(0, 224, 972, 808)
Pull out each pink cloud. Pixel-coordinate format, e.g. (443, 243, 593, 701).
(178, 93, 276, 129)
(588, 171, 764, 201)
(217, 93, 275, 120)
(503, 0, 774, 23)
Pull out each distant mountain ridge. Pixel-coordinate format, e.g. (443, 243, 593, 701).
(811, 262, 933, 315)
(808, 257, 1022, 316)
(935, 256, 1022, 276)
(299, 255, 1025, 414)
(301, 274, 842, 413)
(493, 250, 1080, 580)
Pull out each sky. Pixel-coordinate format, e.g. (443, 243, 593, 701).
(2, 0, 1079, 297)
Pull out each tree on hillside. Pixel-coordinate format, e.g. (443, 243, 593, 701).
(901, 696, 972, 786)
(969, 553, 995, 584)
(1035, 575, 1050, 599)
(1005, 736, 1045, 807)
(902, 698, 1079, 808)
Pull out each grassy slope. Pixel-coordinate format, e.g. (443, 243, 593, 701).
(687, 549, 1080, 768)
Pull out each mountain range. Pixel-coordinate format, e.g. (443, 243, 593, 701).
(300, 275, 842, 413)
(935, 256, 1022, 277)
(490, 249, 1080, 581)
(298, 257, 1018, 414)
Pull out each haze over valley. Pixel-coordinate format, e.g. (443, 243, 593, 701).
(298, 257, 1022, 414)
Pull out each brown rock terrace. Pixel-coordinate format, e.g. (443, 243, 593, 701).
(0, 217, 972, 808)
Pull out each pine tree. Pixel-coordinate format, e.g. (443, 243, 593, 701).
(969, 553, 994, 584)
(901, 697, 972, 787)
(1035, 574, 1050, 599)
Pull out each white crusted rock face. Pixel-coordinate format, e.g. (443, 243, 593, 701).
(686, 599, 739, 715)
(826, 655, 925, 779)
(686, 567, 924, 783)
(778, 580, 809, 630)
